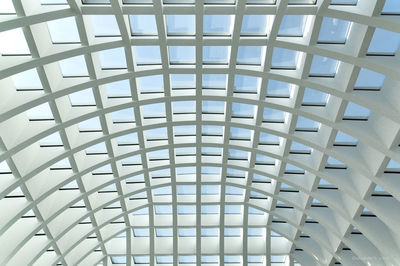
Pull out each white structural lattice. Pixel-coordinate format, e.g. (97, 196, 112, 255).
(0, 0, 400, 265)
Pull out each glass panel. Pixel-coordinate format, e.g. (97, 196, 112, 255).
(354, 68, 385, 89)
(166, 15, 195, 35)
(367, 28, 400, 54)
(11, 69, 43, 91)
(90, 15, 120, 36)
(278, 15, 308, 37)
(302, 88, 328, 105)
(177, 205, 196, 214)
(201, 205, 219, 214)
(203, 46, 229, 64)
(234, 75, 259, 93)
(203, 74, 227, 89)
(202, 101, 225, 114)
(137, 75, 164, 93)
(170, 74, 196, 89)
(130, 15, 157, 35)
(266, 80, 292, 98)
(263, 107, 285, 122)
(237, 46, 264, 65)
(271, 48, 299, 69)
(0, 28, 30, 55)
(318, 17, 351, 43)
(232, 103, 255, 118)
(169, 46, 196, 64)
(201, 228, 218, 236)
(69, 88, 95, 106)
(309, 55, 339, 77)
(47, 17, 80, 43)
(155, 205, 172, 214)
(241, 15, 269, 35)
(204, 15, 233, 35)
(178, 228, 196, 237)
(224, 227, 241, 236)
(59, 55, 88, 77)
(155, 228, 173, 237)
(133, 46, 161, 65)
(98, 47, 126, 69)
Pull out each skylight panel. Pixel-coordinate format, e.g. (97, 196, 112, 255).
(290, 141, 312, 154)
(237, 46, 265, 65)
(202, 125, 224, 136)
(367, 28, 400, 55)
(179, 256, 196, 264)
(271, 48, 299, 69)
(202, 100, 225, 114)
(90, 15, 120, 36)
(177, 185, 196, 195)
(225, 205, 241, 214)
(129, 15, 158, 35)
(153, 186, 172, 195)
(98, 47, 126, 69)
(0, 0, 15, 13)
(263, 107, 286, 123)
(59, 55, 88, 77)
(285, 163, 304, 174)
(69, 88, 96, 106)
(386, 159, 400, 172)
(248, 255, 264, 263)
(178, 228, 196, 237)
(241, 15, 269, 35)
(175, 147, 196, 156)
(204, 15, 233, 35)
(172, 101, 196, 114)
(296, 116, 320, 131)
(156, 256, 173, 264)
(253, 173, 271, 182)
(354, 68, 385, 90)
(151, 168, 171, 178)
(201, 205, 219, 214)
(225, 256, 241, 263)
(330, 0, 358, 5)
(202, 74, 227, 90)
(133, 228, 150, 237)
(255, 154, 275, 165)
(228, 149, 249, 160)
(266, 80, 292, 98)
(224, 227, 241, 237)
(86, 142, 107, 154)
(201, 228, 219, 237)
(178, 205, 196, 214)
(0, 28, 30, 55)
(230, 127, 252, 140)
(156, 228, 173, 237)
(47, 17, 80, 43)
(141, 103, 166, 118)
(39, 132, 63, 147)
(132, 207, 149, 215)
(201, 256, 219, 264)
(227, 168, 246, 178)
(382, 0, 400, 14)
(203, 46, 229, 64)
(78, 117, 102, 131)
(225, 186, 244, 195)
(166, 15, 195, 35)
(334, 131, 358, 146)
(318, 17, 351, 43)
(170, 74, 196, 89)
(343, 102, 370, 120)
(111, 256, 126, 264)
(148, 149, 169, 161)
(26, 103, 53, 120)
(201, 184, 220, 195)
(278, 15, 308, 37)
(232, 102, 255, 118)
(105, 80, 131, 97)
(111, 108, 135, 123)
(11, 68, 43, 91)
(134, 256, 150, 264)
(248, 227, 263, 236)
(202, 146, 221, 157)
(133, 46, 162, 65)
(136, 75, 164, 93)
(259, 132, 280, 145)
(326, 156, 346, 168)
(174, 125, 196, 136)
(309, 55, 339, 77)
(302, 88, 329, 106)
(116, 133, 138, 146)
(169, 46, 196, 64)
(176, 167, 196, 175)
(234, 75, 260, 93)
